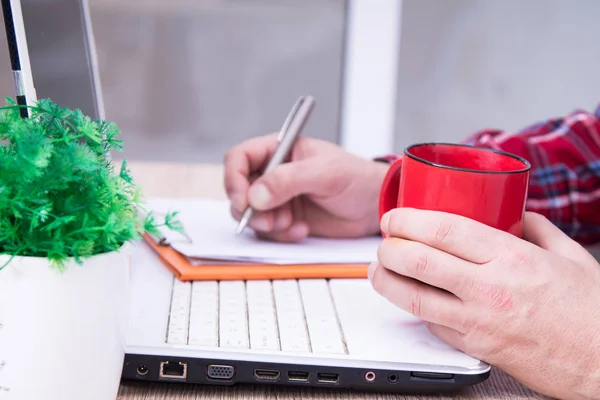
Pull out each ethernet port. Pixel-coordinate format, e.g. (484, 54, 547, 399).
(159, 361, 188, 380)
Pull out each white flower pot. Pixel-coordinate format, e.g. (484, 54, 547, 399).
(0, 245, 131, 400)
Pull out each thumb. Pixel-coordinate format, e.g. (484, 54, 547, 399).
(522, 211, 594, 263)
(248, 159, 334, 210)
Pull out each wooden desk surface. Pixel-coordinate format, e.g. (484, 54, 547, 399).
(118, 161, 546, 400)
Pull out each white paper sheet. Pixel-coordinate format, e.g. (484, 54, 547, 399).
(145, 198, 381, 265)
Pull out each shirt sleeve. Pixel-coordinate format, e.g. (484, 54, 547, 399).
(377, 104, 600, 245)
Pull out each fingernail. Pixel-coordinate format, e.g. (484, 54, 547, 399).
(250, 215, 270, 231)
(275, 213, 291, 230)
(248, 183, 271, 209)
(232, 194, 245, 213)
(289, 223, 308, 239)
(381, 212, 390, 234)
(367, 262, 379, 281)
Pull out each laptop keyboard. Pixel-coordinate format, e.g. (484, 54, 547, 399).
(166, 279, 348, 355)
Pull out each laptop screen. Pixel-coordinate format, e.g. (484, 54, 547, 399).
(18, 0, 103, 120)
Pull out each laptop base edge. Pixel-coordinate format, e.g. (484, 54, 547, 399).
(121, 353, 490, 394)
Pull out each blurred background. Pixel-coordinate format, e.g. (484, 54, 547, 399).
(0, 0, 598, 163)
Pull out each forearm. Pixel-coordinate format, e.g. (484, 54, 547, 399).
(464, 105, 600, 245)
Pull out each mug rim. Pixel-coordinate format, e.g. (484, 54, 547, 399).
(404, 142, 532, 174)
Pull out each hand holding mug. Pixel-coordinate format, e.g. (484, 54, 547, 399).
(370, 208, 600, 400)
(371, 143, 600, 399)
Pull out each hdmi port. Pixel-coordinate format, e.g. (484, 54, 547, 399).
(317, 372, 339, 383)
(254, 369, 280, 381)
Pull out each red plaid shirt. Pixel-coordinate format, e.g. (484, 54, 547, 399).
(377, 104, 600, 245)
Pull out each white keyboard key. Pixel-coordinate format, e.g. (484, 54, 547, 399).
(219, 281, 249, 348)
(246, 281, 280, 351)
(299, 280, 346, 354)
(167, 279, 191, 344)
(273, 280, 310, 352)
(189, 281, 218, 347)
(165, 277, 353, 356)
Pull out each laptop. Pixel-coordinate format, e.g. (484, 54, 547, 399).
(5, 0, 490, 393)
(122, 237, 489, 393)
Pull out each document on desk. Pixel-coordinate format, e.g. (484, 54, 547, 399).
(145, 197, 380, 265)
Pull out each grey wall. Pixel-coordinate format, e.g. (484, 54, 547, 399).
(394, 0, 600, 152)
(89, 0, 346, 162)
(0, 0, 598, 162)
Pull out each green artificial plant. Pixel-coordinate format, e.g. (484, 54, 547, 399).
(0, 97, 181, 270)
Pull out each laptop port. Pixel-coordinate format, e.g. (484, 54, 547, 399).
(287, 371, 310, 382)
(136, 365, 149, 376)
(254, 369, 280, 381)
(317, 372, 339, 383)
(159, 361, 187, 380)
(388, 372, 399, 383)
(410, 371, 454, 381)
(365, 371, 376, 382)
(207, 364, 235, 380)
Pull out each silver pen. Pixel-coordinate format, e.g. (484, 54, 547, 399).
(236, 95, 316, 234)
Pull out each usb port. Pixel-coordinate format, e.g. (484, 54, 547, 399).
(288, 371, 309, 382)
(317, 372, 339, 383)
(254, 369, 280, 381)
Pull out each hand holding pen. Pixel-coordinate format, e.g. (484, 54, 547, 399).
(225, 94, 387, 242)
(236, 96, 316, 234)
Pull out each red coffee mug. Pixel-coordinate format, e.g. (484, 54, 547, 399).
(379, 143, 531, 237)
